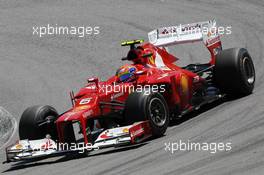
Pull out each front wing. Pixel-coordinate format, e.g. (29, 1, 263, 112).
(3, 121, 151, 163)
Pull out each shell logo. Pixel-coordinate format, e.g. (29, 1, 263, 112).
(122, 128, 129, 133)
(72, 105, 90, 112)
(180, 75, 189, 96)
(149, 56, 155, 65)
(15, 144, 23, 150)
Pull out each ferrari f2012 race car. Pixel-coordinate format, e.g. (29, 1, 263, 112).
(3, 20, 255, 163)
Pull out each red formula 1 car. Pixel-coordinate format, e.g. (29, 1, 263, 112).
(4, 20, 255, 163)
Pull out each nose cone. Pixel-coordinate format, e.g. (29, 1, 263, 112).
(56, 105, 94, 123)
(57, 111, 83, 122)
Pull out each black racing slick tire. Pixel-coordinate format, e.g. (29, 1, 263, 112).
(19, 105, 59, 140)
(214, 48, 255, 96)
(124, 91, 169, 137)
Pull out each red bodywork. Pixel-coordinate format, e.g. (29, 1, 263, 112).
(55, 41, 221, 145)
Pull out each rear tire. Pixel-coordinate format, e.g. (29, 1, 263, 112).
(19, 105, 59, 140)
(214, 48, 255, 96)
(124, 91, 169, 137)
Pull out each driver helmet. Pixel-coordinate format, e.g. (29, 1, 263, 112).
(116, 64, 137, 82)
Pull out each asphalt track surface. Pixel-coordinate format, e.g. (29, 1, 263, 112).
(1, 0, 264, 174)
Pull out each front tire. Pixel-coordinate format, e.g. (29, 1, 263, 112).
(124, 91, 169, 137)
(214, 48, 255, 96)
(19, 105, 59, 140)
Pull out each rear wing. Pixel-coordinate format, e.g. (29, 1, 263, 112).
(148, 20, 222, 64)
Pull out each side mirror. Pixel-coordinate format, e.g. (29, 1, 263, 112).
(87, 77, 99, 88)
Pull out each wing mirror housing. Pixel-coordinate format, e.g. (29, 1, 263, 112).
(87, 77, 99, 88)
